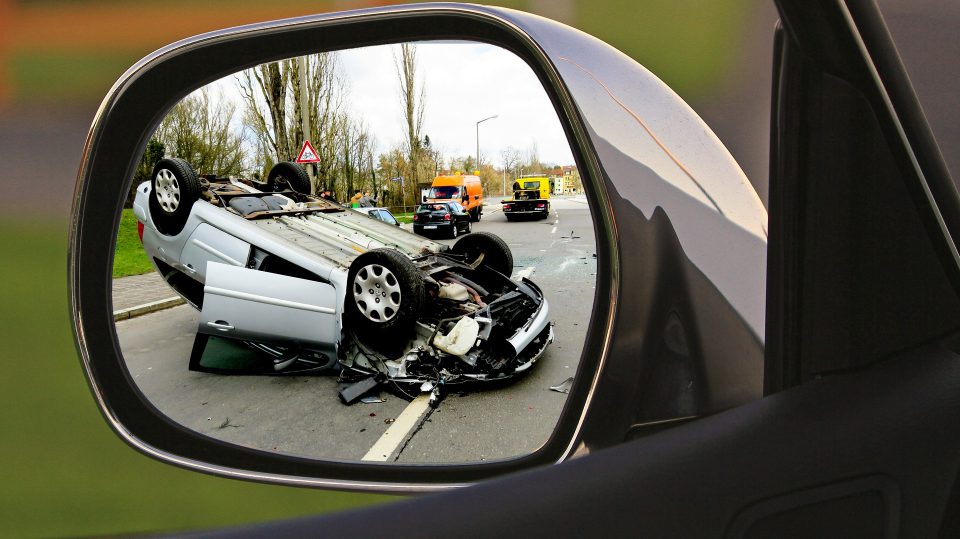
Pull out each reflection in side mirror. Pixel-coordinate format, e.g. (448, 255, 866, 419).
(113, 41, 594, 465)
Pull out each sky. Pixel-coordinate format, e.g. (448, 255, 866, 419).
(206, 41, 575, 169)
(338, 41, 574, 167)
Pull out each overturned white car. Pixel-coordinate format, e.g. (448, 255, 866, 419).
(133, 158, 553, 405)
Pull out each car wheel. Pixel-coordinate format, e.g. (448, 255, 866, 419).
(450, 222, 459, 239)
(465, 220, 472, 234)
(266, 161, 311, 193)
(505, 214, 515, 222)
(149, 158, 201, 236)
(451, 231, 514, 276)
(345, 249, 424, 350)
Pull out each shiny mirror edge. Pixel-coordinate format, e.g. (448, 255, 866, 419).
(69, 3, 619, 491)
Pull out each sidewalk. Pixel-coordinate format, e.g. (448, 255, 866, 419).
(112, 271, 184, 320)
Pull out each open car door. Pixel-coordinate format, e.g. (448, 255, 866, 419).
(197, 262, 339, 359)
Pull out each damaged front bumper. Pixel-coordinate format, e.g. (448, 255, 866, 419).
(504, 278, 551, 357)
(338, 277, 554, 405)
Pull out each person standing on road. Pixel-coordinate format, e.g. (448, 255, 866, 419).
(350, 190, 363, 207)
(358, 191, 376, 208)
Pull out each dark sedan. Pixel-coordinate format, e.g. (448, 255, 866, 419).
(412, 201, 472, 239)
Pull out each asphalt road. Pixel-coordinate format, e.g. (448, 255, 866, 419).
(115, 196, 597, 464)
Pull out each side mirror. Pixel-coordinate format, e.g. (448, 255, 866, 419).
(71, 3, 766, 492)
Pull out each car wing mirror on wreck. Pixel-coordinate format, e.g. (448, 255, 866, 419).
(72, 4, 766, 491)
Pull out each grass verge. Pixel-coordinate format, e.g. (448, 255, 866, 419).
(113, 209, 155, 278)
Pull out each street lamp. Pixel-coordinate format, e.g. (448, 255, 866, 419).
(475, 114, 498, 173)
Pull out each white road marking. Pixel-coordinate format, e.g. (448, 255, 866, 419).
(362, 394, 432, 462)
(551, 226, 557, 234)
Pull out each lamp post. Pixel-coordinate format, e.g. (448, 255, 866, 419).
(475, 115, 498, 173)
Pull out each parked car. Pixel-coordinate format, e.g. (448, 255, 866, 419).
(412, 201, 472, 238)
(353, 206, 401, 227)
(134, 158, 552, 403)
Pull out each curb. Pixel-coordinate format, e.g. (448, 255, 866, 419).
(113, 297, 185, 321)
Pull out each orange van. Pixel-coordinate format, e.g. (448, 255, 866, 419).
(426, 173, 484, 221)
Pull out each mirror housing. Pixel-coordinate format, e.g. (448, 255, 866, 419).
(71, 3, 766, 491)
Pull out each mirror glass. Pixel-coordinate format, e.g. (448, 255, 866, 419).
(112, 40, 595, 464)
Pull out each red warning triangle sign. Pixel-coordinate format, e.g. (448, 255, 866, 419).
(296, 140, 321, 163)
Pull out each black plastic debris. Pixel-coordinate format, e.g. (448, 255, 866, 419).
(549, 377, 574, 394)
(339, 376, 379, 405)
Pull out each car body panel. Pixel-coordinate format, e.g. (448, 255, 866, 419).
(199, 262, 339, 357)
(180, 223, 251, 277)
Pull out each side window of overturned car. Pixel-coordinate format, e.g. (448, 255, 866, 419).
(112, 41, 596, 465)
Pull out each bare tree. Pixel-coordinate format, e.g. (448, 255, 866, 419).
(337, 119, 376, 197)
(155, 88, 245, 177)
(395, 43, 426, 206)
(237, 53, 345, 190)
(448, 155, 477, 174)
(499, 146, 522, 196)
(525, 141, 544, 174)
(238, 62, 291, 162)
(377, 146, 408, 207)
(423, 135, 444, 177)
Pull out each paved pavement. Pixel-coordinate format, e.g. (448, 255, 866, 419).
(112, 271, 180, 314)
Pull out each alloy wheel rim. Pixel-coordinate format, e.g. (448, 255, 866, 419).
(155, 169, 181, 213)
(353, 263, 402, 322)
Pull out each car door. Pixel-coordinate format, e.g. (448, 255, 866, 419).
(198, 261, 339, 357)
(449, 202, 467, 232)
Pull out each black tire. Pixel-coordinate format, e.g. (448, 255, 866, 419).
(451, 231, 514, 276)
(450, 221, 460, 239)
(505, 214, 515, 222)
(469, 207, 481, 222)
(465, 220, 472, 234)
(267, 161, 311, 193)
(345, 249, 425, 352)
(149, 158, 201, 236)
